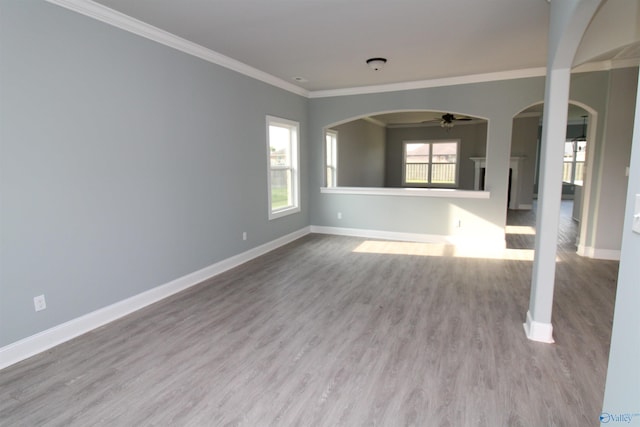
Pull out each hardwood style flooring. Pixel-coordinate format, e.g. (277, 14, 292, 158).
(1, 202, 619, 426)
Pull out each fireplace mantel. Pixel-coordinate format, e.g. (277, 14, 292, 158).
(470, 157, 527, 210)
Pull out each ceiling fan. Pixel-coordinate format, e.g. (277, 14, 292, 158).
(422, 113, 473, 130)
(438, 113, 473, 129)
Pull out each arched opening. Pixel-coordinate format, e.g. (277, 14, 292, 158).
(323, 110, 488, 191)
(510, 101, 598, 253)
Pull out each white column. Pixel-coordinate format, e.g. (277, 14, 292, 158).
(523, 0, 602, 344)
(524, 68, 571, 343)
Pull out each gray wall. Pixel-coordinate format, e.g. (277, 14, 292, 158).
(1, 1, 636, 359)
(385, 123, 487, 190)
(591, 67, 638, 252)
(309, 79, 546, 242)
(601, 70, 640, 420)
(511, 116, 540, 208)
(309, 71, 628, 246)
(0, 1, 309, 347)
(331, 119, 385, 187)
(569, 71, 612, 250)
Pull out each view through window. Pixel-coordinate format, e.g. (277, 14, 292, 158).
(325, 130, 338, 187)
(403, 140, 459, 186)
(267, 116, 300, 219)
(563, 139, 586, 186)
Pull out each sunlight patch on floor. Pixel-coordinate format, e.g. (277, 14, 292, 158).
(505, 225, 536, 235)
(353, 240, 543, 261)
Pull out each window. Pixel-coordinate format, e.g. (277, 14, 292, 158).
(563, 139, 586, 186)
(403, 140, 459, 187)
(325, 129, 338, 187)
(267, 116, 300, 219)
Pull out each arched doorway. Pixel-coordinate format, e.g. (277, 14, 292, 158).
(510, 101, 597, 254)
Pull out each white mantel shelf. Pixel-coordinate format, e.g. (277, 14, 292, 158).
(320, 187, 490, 199)
(470, 156, 526, 210)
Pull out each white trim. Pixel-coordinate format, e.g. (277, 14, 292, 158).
(41, 1, 640, 101)
(325, 129, 338, 188)
(0, 227, 310, 370)
(402, 139, 461, 188)
(572, 58, 640, 74)
(267, 116, 301, 220)
(310, 225, 505, 249)
(309, 67, 547, 98)
(45, 0, 309, 97)
(576, 245, 621, 260)
(523, 310, 555, 343)
(577, 244, 593, 257)
(320, 186, 490, 199)
(361, 117, 387, 128)
(517, 204, 534, 210)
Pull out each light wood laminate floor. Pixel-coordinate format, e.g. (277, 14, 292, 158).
(1, 202, 619, 426)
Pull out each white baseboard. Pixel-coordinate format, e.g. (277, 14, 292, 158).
(576, 245, 621, 260)
(309, 225, 506, 249)
(523, 310, 555, 343)
(0, 227, 310, 370)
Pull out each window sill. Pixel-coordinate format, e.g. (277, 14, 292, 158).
(320, 187, 490, 199)
(269, 206, 301, 220)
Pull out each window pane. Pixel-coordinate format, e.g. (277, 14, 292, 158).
(431, 142, 457, 184)
(405, 143, 429, 183)
(574, 162, 584, 186)
(431, 142, 457, 163)
(563, 162, 573, 183)
(269, 125, 291, 167)
(564, 142, 575, 162)
(270, 168, 291, 210)
(267, 116, 299, 219)
(406, 143, 429, 163)
(576, 140, 587, 162)
(403, 140, 458, 186)
(325, 131, 337, 187)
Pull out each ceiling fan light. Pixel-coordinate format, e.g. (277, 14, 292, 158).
(440, 120, 454, 129)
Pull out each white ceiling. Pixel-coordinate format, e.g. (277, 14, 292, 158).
(91, 0, 551, 92)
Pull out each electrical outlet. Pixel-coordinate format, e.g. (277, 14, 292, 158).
(34, 295, 46, 312)
(337, 212, 342, 220)
(242, 231, 247, 241)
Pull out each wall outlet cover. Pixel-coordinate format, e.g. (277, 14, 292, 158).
(34, 295, 46, 312)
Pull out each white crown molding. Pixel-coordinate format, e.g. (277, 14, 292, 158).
(45, 0, 309, 97)
(308, 67, 548, 99)
(45, 0, 640, 101)
(0, 227, 310, 370)
(361, 116, 387, 128)
(572, 58, 640, 74)
(514, 111, 543, 119)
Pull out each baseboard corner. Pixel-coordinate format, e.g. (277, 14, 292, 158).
(523, 310, 555, 344)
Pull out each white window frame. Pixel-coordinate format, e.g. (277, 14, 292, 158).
(402, 139, 460, 188)
(266, 115, 300, 220)
(563, 139, 587, 186)
(325, 129, 338, 187)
